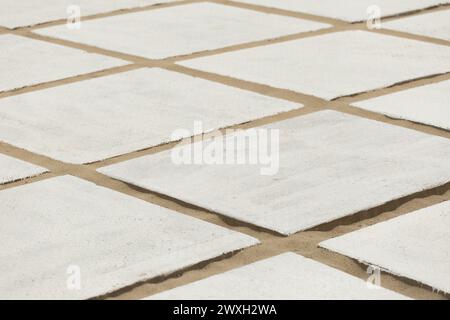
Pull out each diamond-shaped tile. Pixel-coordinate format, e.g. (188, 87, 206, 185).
(180, 31, 450, 100)
(148, 253, 408, 299)
(36, 2, 331, 59)
(0, 154, 47, 184)
(0, 175, 258, 299)
(0, 0, 178, 28)
(0, 34, 126, 93)
(353, 80, 450, 130)
(237, 0, 449, 22)
(383, 10, 450, 41)
(0, 68, 299, 164)
(321, 200, 450, 294)
(99, 111, 450, 235)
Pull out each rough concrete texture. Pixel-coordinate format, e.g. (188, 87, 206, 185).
(0, 154, 47, 184)
(1, 0, 449, 300)
(237, 0, 449, 22)
(180, 31, 450, 100)
(0, 175, 258, 299)
(383, 10, 450, 41)
(0, 34, 126, 93)
(99, 111, 450, 235)
(0, 68, 299, 164)
(36, 2, 331, 59)
(148, 252, 408, 299)
(0, 0, 178, 28)
(353, 80, 450, 130)
(321, 200, 450, 294)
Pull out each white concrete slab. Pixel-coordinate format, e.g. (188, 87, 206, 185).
(181, 30, 450, 100)
(383, 10, 450, 41)
(0, 68, 299, 164)
(353, 80, 450, 130)
(0, 175, 258, 299)
(36, 2, 331, 59)
(0, 34, 126, 93)
(0, 154, 47, 184)
(320, 200, 450, 294)
(0, 0, 178, 29)
(98, 110, 450, 235)
(148, 252, 408, 299)
(237, 0, 448, 22)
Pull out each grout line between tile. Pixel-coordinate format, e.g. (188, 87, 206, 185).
(1, 0, 449, 300)
(15, 0, 207, 31)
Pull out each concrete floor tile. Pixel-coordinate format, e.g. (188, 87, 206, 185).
(0, 154, 47, 184)
(353, 80, 450, 130)
(180, 31, 450, 100)
(147, 252, 408, 299)
(237, 0, 449, 22)
(383, 10, 450, 41)
(98, 110, 450, 235)
(0, 175, 258, 299)
(0, 0, 178, 29)
(36, 2, 331, 59)
(0, 68, 299, 164)
(0, 34, 126, 93)
(1, 0, 448, 300)
(320, 200, 450, 294)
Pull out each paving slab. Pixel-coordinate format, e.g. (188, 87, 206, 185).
(237, 0, 449, 22)
(98, 110, 450, 235)
(180, 30, 450, 100)
(0, 0, 178, 29)
(320, 200, 450, 294)
(0, 175, 258, 299)
(148, 252, 408, 299)
(0, 68, 299, 164)
(0, 154, 47, 184)
(0, 34, 126, 93)
(353, 80, 450, 130)
(383, 10, 450, 41)
(36, 2, 331, 59)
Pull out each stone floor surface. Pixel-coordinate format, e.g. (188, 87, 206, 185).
(0, 0, 449, 300)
